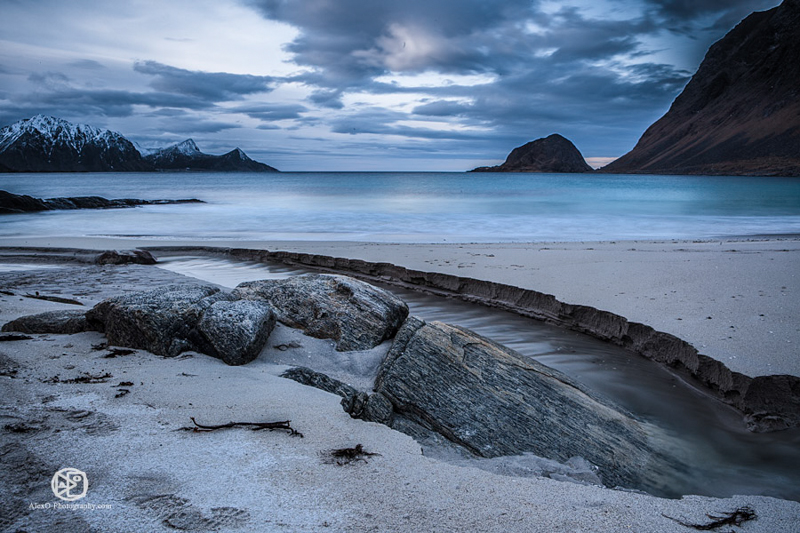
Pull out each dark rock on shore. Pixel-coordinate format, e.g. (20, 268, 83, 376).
(233, 274, 409, 351)
(95, 250, 157, 265)
(85, 284, 276, 365)
(363, 316, 686, 493)
(86, 284, 223, 357)
(603, 0, 800, 176)
(0, 190, 204, 215)
(470, 134, 592, 173)
(5, 284, 277, 366)
(1, 310, 91, 335)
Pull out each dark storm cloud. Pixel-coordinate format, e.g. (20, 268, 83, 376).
(151, 117, 241, 134)
(642, 0, 779, 32)
(231, 102, 308, 121)
(412, 100, 472, 117)
(133, 60, 276, 101)
(244, 0, 709, 152)
(28, 71, 72, 89)
(245, 0, 780, 160)
(16, 61, 282, 122)
(16, 86, 213, 116)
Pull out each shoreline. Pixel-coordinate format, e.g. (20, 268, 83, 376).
(3, 236, 799, 431)
(2, 235, 798, 380)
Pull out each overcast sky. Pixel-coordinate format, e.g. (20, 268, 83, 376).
(0, 0, 780, 171)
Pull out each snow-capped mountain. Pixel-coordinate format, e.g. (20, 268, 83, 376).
(0, 115, 150, 172)
(145, 138, 278, 172)
(0, 116, 279, 173)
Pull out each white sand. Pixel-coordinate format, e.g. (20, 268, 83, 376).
(2, 289, 799, 532)
(2, 237, 800, 531)
(6, 234, 795, 377)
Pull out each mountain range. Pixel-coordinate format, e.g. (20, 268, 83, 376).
(0, 115, 278, 173)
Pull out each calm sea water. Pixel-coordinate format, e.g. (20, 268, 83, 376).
(2, 172, 800, 242)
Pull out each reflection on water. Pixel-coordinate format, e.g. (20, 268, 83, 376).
(157, 253, 800, 501)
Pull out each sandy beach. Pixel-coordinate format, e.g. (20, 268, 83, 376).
(3, 235, 798, 378)
(2, 237, 800, 532)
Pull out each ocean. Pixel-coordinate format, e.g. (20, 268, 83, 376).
(2, 171, 800, 242)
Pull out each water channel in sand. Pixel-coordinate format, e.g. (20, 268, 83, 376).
(155, 253, 800, 501)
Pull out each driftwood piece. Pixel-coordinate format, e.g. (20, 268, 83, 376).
(663, 506, 757, 530)
(24, 293, 83, 306)
(322, 444, 381, 465)
(43, 372, 113, 384)
(180, 417, 303, 437)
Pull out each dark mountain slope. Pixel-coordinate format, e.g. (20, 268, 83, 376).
(603, 0, 800, 176)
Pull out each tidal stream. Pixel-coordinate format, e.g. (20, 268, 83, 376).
(156, 253, 800, 501)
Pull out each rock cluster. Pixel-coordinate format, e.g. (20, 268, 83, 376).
(4, 274, 407, 366)
(284, 316, 687, 494)
(4, 272, 688, 493)
(234, 274, 409, 351)
(0, 190, 203, 215)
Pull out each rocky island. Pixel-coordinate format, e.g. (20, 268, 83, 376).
(470, 134, 592, 173)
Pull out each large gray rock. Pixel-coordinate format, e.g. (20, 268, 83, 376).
(86, 284, 221, 357)
(369, 316, 687, 494)
(1, 310, 91, 334)
(86, 285, 277, 363)
(194, 300, 276, 365)
(233, 274, 408, 351)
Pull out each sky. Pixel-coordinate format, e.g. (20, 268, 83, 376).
(0, 0, 781, 171)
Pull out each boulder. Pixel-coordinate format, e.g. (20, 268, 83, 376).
(86, 284, 221, 357)
(369, 316, 687, 493)
(95, 250, 157, 265)
(194, 300, 276, 365)
(1, 310, 91, 334)
(85, 285, 277, 364)
(233, 274, 408, 351)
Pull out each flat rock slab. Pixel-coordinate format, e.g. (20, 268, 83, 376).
(233, 274, 408, 351)
(2, 309, 91, 334)
(371, 316, 688, 494)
